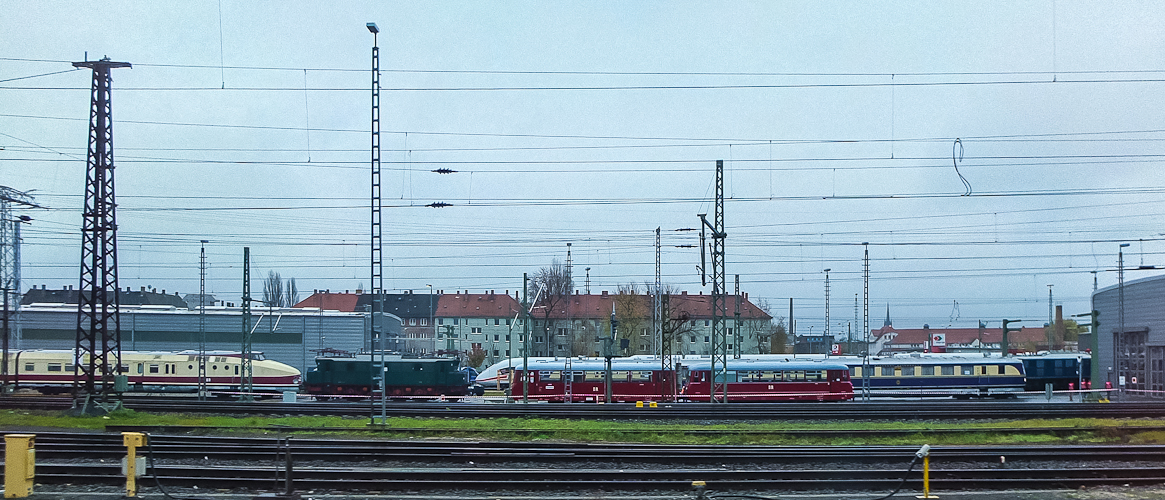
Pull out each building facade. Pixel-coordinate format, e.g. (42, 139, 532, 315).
(1093, 273, 1165, 396)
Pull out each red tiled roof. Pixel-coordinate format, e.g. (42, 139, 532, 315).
(535, 292, 771, 320)
(437, 293, 521, 318)
(293, 292, 360, 312)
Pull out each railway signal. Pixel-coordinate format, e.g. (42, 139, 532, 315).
(1001, 319, 1022, 357)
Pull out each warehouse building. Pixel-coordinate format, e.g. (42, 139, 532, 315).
(1092, 273, 1165, 396)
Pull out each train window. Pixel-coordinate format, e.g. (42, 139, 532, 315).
(188, 365, 193, 370)
(539, 371, 562, 381)
(631, 371, 652, 382)
(47, 363, 62, 372)
(149, 364, 160, 374)
(998, 365, 1005, 375)
(23, 363, 33, 371)
(786, 371, 805, 381)
(961, 366, 973, 376)
(940, 366, 954, 376)
(849, 367, 857, 378)
(235, 366, 239, 375)
(585, 371, 606, 382)
(119, 365, 129, 374)
(880, 366, 894, 376)
(137, 364, 144, 373)
(902, 366, 915, 376)
(66, 364, 74, 372)
(922, 366, 934, 376)
(612, 371, 631, 382)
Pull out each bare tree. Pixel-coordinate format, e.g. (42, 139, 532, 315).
(262, 271, 284, 307)
(615, 283, 649, 355)
(284, 277, 299, 308)
(529, 259, 573, 356)
(753, 298, 788, 354)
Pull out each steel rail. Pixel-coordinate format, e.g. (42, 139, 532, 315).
(5, 396, 1165, 420)
(28, 463, 1165, 492)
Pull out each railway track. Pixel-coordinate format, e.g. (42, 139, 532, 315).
(29, 463, 1165, 492)
(21, 432, 1165, 463)
(4, 396, 1165, 420)
(17, 434, 1165, 493)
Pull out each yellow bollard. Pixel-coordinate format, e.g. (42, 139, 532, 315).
(122, 432, 147, 498)
(636, 401, 644, 408)
(916, 444, 938, 499)
(4, 434, 35, 498)
(649, 401, 658, 408)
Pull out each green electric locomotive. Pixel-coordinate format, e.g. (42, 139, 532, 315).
(304, 354, 481, 400)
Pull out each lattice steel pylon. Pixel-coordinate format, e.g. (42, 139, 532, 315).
(2, 187, 36, 393)
(240, 247, 253, 401)
(367, 22, 388, 424)
(71, 58, 130, 409)
(698, 159, 728, 403)
(198, 240, 208, 401)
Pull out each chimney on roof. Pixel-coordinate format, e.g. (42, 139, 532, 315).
(161, 289, 165, 294)
(345, 290, 349, 294)
(601, 290, 608, 297)
(140, 286, 145, 292)
(681, 291, 687, 295)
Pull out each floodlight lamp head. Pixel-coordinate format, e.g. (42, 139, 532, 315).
(366, 23, 379, 33)
(1120, 243, 1131, 248)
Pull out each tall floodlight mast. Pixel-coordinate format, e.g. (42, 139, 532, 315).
(71, 57, 130, 414)
(366, 22, 389, 425)
(698, 160, 728, 403)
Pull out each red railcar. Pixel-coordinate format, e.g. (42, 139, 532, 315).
(508, 357, 853, 403)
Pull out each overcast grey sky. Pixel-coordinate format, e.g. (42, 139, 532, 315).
(3, 1, 1164, 337)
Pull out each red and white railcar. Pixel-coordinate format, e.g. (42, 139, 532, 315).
(504, 356, 853, 402)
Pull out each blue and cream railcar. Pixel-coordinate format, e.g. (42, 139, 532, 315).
(843, 354, 1026, 398)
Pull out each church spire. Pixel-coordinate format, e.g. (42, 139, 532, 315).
(884, 304, 892, 327)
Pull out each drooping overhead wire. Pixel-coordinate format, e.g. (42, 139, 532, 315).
(953, 138, 972, 196)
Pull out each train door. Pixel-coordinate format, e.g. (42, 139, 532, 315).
(675, 364, 691, 397)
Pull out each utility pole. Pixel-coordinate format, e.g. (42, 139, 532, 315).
(862, 242, 870, 401)
(2, 187, 35, 394)
(72, 57, 131, 414)
(697, 160, 728, 403)
(824, 268, 831, 348)
(734, 275, 741, 358)
(660, 293, 675, 401)
(522, 273, 529, 404)
(239, 247, 253, 402)
(198, 240, 208, 400)
(654, 227, 661, 358)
